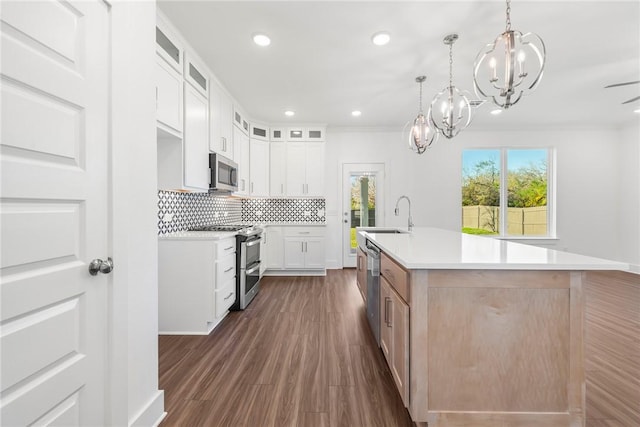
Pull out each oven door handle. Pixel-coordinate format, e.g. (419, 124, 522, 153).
(246, 262, 261, 275)
(244, 237, 262, 248)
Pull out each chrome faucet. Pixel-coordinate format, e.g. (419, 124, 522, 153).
(394, 195, 413, 231)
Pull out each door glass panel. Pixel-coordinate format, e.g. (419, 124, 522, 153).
(349, 174, 376, 254)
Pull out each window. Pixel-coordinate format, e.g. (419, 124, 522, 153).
(462, 148, 553, 237)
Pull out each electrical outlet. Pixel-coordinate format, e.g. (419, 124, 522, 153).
(162, 213, 173, 223)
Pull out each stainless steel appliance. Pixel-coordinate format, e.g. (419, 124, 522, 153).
(209, 153, 238, 192)
(189, 224, 263, 310)
(366, 239, 381, 345)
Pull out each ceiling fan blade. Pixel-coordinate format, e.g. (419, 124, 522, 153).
(604, 80, 640, 89)
(622, 96, 640, 104)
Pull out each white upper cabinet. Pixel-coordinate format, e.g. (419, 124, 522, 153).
(286, 141, 325, 197)
(249, 138, 269, 196)
(305, 127, 325, 142)
(286, 126, 326, 142)
(270, 127, 285, 142)
(156, 15, 183, 74)
(209, 79, 234, 159)
(156, 58, 183, 136)
(233, 105, 250, 135)
(183, 82, 209, 190)
(250, 122, 269, 141)
(155, 17, 183, 136)
(234, 126, 250, 196)
(287, 127, 304, 142)
(184, 52, 208, 98)
(269, 141, 286, 196)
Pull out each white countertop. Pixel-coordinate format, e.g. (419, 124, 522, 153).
(159, 231, 237, 240)
(361, 227, 630, 271)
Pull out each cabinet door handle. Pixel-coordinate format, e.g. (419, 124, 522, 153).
(281, 183, 284, 194)
(224, 246, 234, 251)
(304, 242, 307, 252)
(224, 266, 234, 273)
(224, 292, 234, 301)
(385, 297, 392, 327)
(251, 182, 254, 193)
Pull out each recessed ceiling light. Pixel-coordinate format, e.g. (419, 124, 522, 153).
(252, 33, 271, 47)
(284, 110, 295, 117)
(371, 31, 390, 46)
(490, 109, 502, 115)
(352, 110, 362, 117)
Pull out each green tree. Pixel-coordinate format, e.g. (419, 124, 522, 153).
(462, 159, 500, 207)
(507, 163, 547, 208)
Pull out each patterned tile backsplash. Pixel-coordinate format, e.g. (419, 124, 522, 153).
(242, 198, 326, 224)
(157, 191, 242, 234)
(158, 191, 326, 234)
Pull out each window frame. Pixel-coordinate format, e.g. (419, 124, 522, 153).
(462, 147, 556, 239)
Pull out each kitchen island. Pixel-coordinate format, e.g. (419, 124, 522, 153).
(360, 227, 631, 427)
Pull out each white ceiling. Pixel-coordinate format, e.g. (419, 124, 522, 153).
(158, 1, 640, 130)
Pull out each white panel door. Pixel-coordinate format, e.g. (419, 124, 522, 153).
(1, 1, 109, 425)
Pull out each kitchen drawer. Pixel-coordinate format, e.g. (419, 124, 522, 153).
(215, 254, 236, 286)
(381, 253, 409, 303)
(214, 237, 236, 258)
(215, 280, 236, 318)
(283, 226, 325, 237)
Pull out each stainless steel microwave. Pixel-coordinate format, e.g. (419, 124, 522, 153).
(209, 153, 238, 192)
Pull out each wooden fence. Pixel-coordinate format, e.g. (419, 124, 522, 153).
(462, 205, 547, 235)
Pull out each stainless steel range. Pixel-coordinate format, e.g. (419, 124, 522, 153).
(189, 224, 263, 310)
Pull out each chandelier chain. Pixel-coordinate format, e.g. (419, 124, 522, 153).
(449, 43, 454, 88)
(418, 80, 423, 112)
(505, 0, 512, 31)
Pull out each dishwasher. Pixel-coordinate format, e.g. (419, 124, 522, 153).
(365, 239, 381, 346)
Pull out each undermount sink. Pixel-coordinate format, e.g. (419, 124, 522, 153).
(356, 227, 410, 250)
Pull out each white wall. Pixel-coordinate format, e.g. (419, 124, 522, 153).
(111, 2, 165, 426)
(325, 123, 639, 266)
(616, 123, 640, 265)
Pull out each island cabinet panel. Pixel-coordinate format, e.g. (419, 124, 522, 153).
(408, 269, 585, 427)
(584, 270, 640, 427)
(380, 253, 410, 406)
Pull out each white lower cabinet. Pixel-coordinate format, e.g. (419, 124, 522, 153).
(265, 226, 284, 270)
(283, 226, 325, 271)
(159, 236, 236, 334)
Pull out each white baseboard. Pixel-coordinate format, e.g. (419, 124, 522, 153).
(263, 269, 326, 277)
(129, 390, 165, 427)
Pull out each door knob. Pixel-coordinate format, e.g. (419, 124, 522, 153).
(89, 257, 114, 276)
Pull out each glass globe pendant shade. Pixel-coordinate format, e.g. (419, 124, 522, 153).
(406, 75, 438, 154)
(430, 86, 472, 139)
(473, 0, 546, 109)
(409, 112, 437, 154)
(429, 33, 472, 139)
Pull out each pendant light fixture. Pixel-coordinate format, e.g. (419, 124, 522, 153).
(429, 34, 472, 139)
(408, 75, 438, 154)
(473, 0, 546, 109)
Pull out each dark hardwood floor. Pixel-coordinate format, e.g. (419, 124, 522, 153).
(159, 269, 413, 427)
